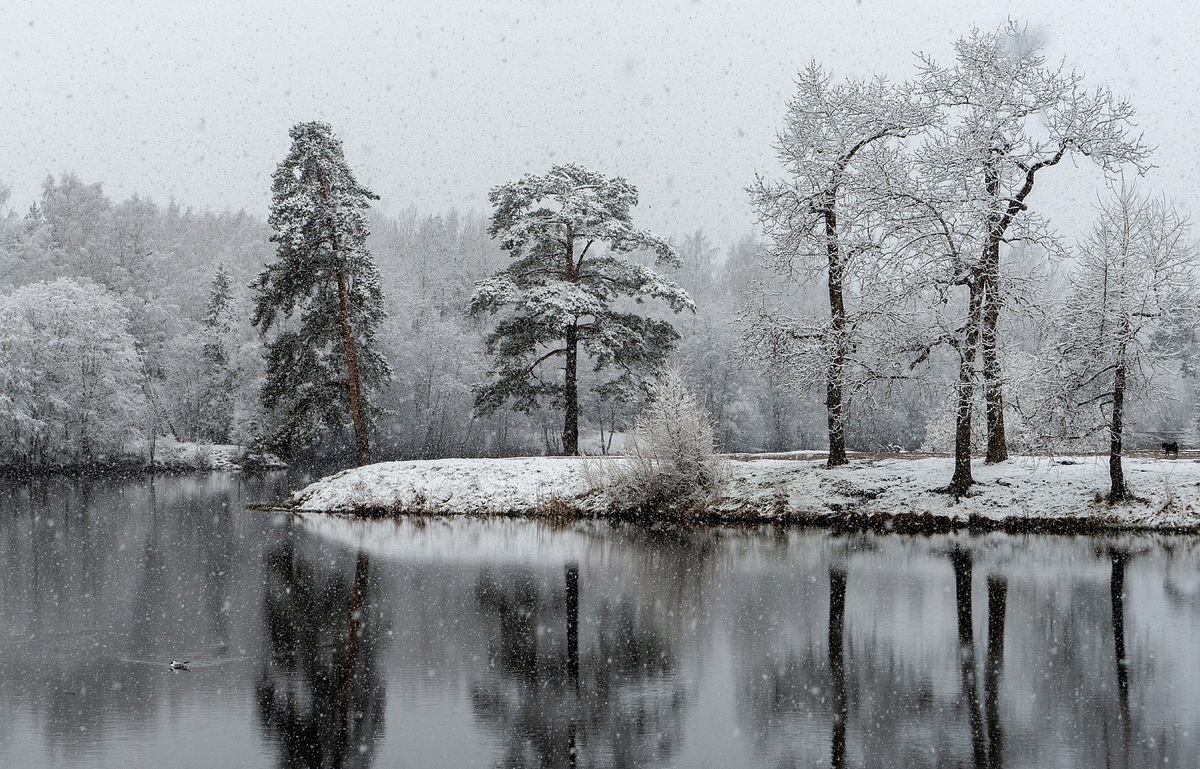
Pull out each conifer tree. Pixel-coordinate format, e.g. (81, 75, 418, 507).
(197, 263, 236, 443)
(252, 122, 390, 465)
(469, 164, 693, 455)
(203, 263, 235, 365)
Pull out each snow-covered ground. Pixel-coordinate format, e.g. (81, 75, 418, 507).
(288, 453, 1200, 531)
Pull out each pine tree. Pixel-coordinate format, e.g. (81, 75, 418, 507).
(469, 164, 693, 455)
(251, 122, 390, 465)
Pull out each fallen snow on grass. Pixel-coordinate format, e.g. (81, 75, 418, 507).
(291, 457, 602, 516)
(289, 454, 1200, 530)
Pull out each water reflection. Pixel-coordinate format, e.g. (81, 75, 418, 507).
(950, 547, 986, 767)
(256, 535, 387, 768)
(3, 477, 1200, 768)
(1110, 549, 1130, 769)
(984, 574, 1007, 769)
(470, 557, 685, 768)
(829, 567, 847, 769)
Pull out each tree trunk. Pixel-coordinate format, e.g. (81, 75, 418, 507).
(948, 281, 984, 496)
(1108, 346, 1128, 502)
(981, 157, 1008, 464)
(336, 272, 371, 467)
(563, 321, 579, 456)
(560, 230, 580, 457)
(981, 275, 1008, 464)
(825, 203, 849, 467)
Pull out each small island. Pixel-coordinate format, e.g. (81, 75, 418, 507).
(287, 451, 1200, 533)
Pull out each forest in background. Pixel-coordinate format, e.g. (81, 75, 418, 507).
(0, 167, 1194, 470)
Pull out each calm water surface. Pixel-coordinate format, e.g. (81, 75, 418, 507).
(2, 473, 1199, 768)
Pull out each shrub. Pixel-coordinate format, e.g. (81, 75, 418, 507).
(607, 371, 728, 514)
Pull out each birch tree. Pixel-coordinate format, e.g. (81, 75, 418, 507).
(917, 22, 1151, 468)
(748, 63, 930, 466)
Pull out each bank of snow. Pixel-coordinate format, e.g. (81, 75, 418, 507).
(288, 454, 1200, 532)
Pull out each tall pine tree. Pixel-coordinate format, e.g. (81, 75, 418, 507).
(252, 121, 390, 465)
(469, 164, 693, 455)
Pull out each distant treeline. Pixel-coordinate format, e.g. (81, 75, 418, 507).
(0, 172, 1193, 470)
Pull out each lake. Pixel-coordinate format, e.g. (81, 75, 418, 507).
(1, 473, 1198, 768)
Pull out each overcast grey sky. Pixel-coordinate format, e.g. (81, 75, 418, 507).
(3, 0, 1197, 246)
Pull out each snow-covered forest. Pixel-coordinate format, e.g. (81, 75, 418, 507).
(0, 176, 818, 467)
(1, 24, 1197, 473)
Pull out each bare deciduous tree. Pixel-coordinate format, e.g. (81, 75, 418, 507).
(917, 22, 1151, 473)
(748, 63, 930, 466)
(1032, 188, 1196, 501)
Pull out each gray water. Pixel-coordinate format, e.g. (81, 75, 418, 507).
(1, 474, 1198, 768)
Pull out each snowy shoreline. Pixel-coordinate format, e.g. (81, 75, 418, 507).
(0, 440, 287, 478)
(288, 453, 1200, 533)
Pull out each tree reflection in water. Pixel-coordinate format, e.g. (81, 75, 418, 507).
(950, 547, 987, 768)
(952, 548, 1010, 769)
(984, 574, 1007, 769)
(470, 560, 685, 768)
(828, 567, 847, 769)
(1110, 549, 1130, 769)
(256, 532, 387, 769)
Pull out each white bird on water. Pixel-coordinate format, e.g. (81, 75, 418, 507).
(169, 660, 190, 671)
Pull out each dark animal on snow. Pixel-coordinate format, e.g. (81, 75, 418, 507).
(1162, 441, 1180, 457)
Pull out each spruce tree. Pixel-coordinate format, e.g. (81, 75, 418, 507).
(203, 263, 235, 365)
(198, 263, 236, 443)
(252, 121, 390, 465)
(469, 164, 693, 455)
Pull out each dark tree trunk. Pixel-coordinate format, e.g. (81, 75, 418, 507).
(337, 271, 371, 466)
(561, 231, 580, 457)
(824, 203, 849, 468)
(563, 321, 579, 456)
(829, 567, 848, 769)
(978, 145, 1068, 466)
(984, 575, 1007, 769)
(981, 271, 1007, 464)
(951, 548, 986, 769)
(948, 280, 984, 496)
(982, 157, 1008, 464)
(1108, 345, 1128, 502)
